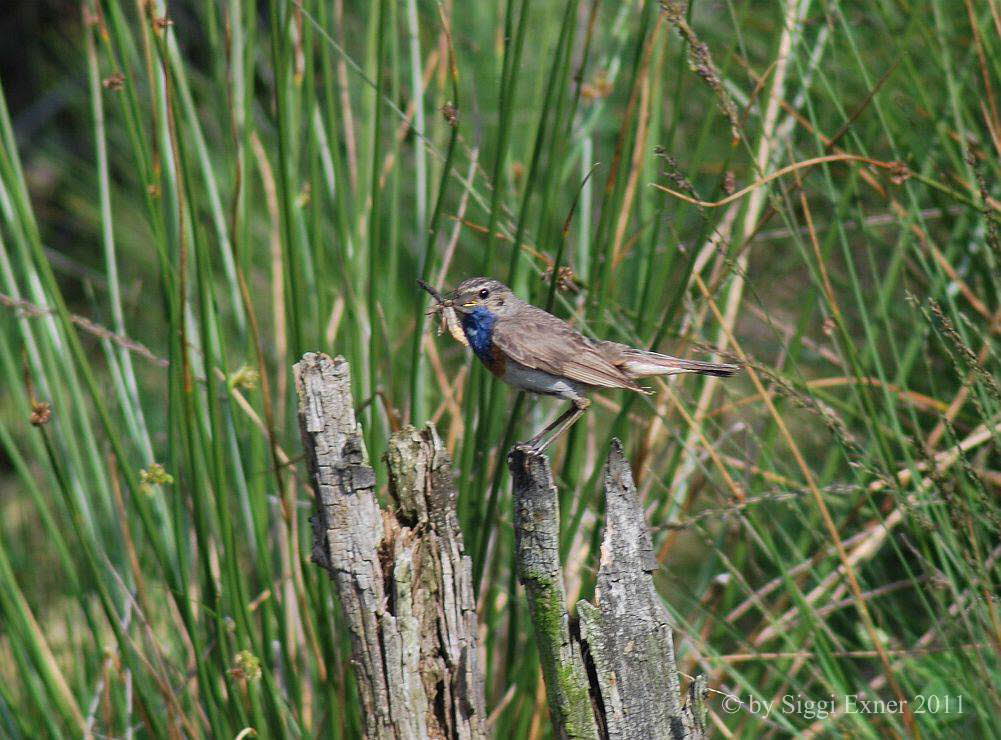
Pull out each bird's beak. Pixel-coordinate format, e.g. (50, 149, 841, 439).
(454, 292, 479, 310)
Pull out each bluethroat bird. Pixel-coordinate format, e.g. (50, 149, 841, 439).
(420, 277, 739, 454)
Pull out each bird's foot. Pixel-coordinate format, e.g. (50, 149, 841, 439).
(513, 441, 542, 456)
(513, 399, 590, 458)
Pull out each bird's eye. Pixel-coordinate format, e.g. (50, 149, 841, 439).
(478, 288, 490, 299)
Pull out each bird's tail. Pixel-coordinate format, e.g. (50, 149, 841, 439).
(613, 347, 740, 378)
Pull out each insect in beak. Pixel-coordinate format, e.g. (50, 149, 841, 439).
(425, 298, 450, 316)
(418, 279, 453, 314)
(417, 279, 468, 346)
(417, 280, 468, 347)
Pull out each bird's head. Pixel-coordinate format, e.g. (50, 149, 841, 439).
(445, 277, 516, 317)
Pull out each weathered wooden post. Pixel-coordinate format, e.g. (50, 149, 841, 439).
(295, 352, 485, 739)
(295, 351, 704, 737)
(508, 441, 707, 739)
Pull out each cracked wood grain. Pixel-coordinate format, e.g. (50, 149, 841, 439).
(295, 352, 484, 739)
(509, 449, 600, 740)
(510, 440, 706, 739)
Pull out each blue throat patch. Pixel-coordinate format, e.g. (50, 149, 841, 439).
(461, 307, 496, 363)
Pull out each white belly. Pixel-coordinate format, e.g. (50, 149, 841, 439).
(502, 361, 585, 401)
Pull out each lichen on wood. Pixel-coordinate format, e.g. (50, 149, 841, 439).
(509, 440, 707, 739)
(508, 449, 600, 740)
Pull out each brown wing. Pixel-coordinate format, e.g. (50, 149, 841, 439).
(491, 305, 642, 390)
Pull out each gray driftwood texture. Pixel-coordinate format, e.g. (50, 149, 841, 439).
(509, 441, 707, 739)
(509, 451, 601, 738)
(295, 352, 484, 739)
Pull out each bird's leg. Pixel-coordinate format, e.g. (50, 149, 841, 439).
(519, 398, 591, 455)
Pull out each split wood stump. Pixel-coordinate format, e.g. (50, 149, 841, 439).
(295, 351, 707, 738)
(295, 353, 484, 739)
(508, 445, 707, 739)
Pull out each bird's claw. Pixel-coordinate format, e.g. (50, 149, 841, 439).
(514, 442, 540, 456)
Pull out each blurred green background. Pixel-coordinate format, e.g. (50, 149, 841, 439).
(0, 0, 998, 735)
